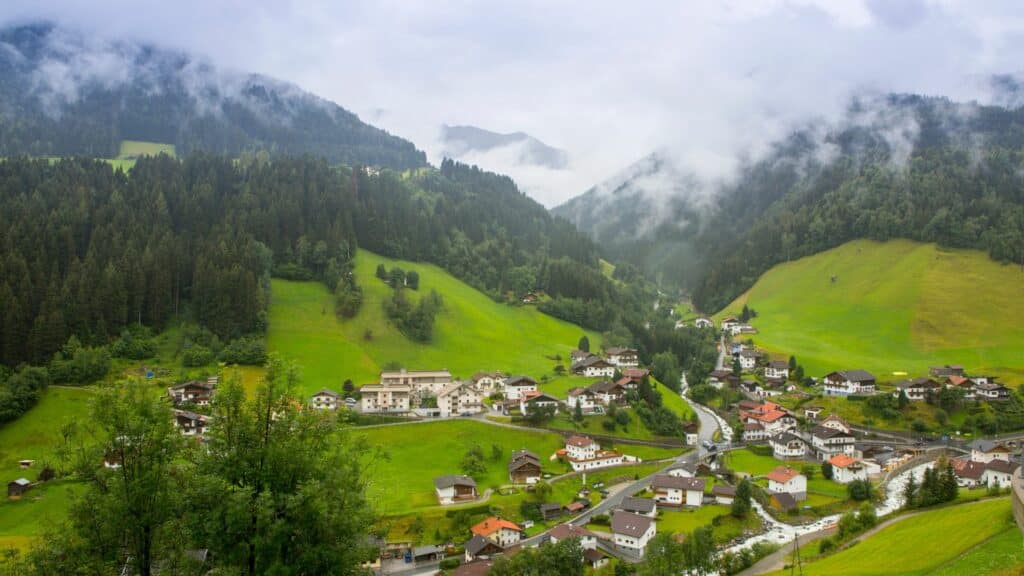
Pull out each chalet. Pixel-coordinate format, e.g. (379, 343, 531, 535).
(893, 378, 941, 402)
(770, 432, 808, 460)
(521, 292, 539, 304)
(564, 435, 626, 471)
(944, 375, 976, 399)
(682, 421, 699, 446)
(508, 450, 542, 484)
(744, 407, 797, 436)
(968, 439, 1012, 464)
(434, 475, 478, 504)
(359, 384, 411, 413)
(519, 392, 561, 415)
(712, 485, 736, 505)
(829, 454, 868, 483)
(820, 414, 852, 434)
(811, 425, 856, 461)
(739, 349, 760, 371)
(380, 369, 452, 396)
(971, 375, 999, 386)
(471, 372, 504, 392)
(570, 349, 594, 363)
(975, 382, 1010, 401)
(622, 367, 650, 383)
(438, 381, 485, 417)
(566, 387, 600, 413)
(549, 524, 597, 549)
(766, 467, 806, 501)
(503, 376, 538, 400)
(572, 356, 616, 378)
(584, 549, 609, 570)
(611, 511, 656, 557)
(803, 406, 823, 420)
(173, 410, 209, 437)
(464, 535, 504, 562)
(764, 360, 790, 380)
(954, 458, 1015, 488)
(606, 347, 640, 368)
(929, 365, 965, 378)
(721, 317, 741, 332)
(7, 478, 30, 499)
(823, 370, 876, 396)
(587, 380, 628, 405)
(470, 517, 523, 547)
(708, 369, 732, 389)
(651, 474, 704, 507)
(743, 422, 768, 442)
(694, 317, 714, 329)
(167, 380, 215, 407)
(620, 496, 657, 517)
(310, 388, 341, 411)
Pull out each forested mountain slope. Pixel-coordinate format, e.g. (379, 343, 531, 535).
(558, 94, 1024, 311)
(0, 155, 610, 368)
(0, 23, 425, 169)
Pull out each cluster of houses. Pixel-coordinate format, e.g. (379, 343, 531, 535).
(166, 376, 219, 439)
(457, 518, 610, 574)
(565, 369, 648, 414)
(950, 439, 1016, 488)
(569, 347, 639, 378)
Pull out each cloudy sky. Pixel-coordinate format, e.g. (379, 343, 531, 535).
(4, 0, 1024, 206)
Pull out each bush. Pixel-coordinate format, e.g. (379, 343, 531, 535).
(48, 337, 110, 384)
(817, 537, 835, 554)
(439, 558, 460, 570)
(218, 336, 267, 365)
(182, 345, 215, 367)
(110, 327, 156, 359)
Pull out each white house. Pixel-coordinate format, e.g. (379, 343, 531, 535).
(566, 387, 601, 413)
(519, 392, 561, 415)
(981, 460, 1015, 487)
(975, 382, 1011, 401)
(770, 432, 808, 460)
(167, 380, 216, 407)
(471, 372, 504, 392)
(433, 475, 478, 504)
(823, 370, 876, 396)
(438, 382, 484, 417)
(694, 317, 714, 329)
(549, 524, 597, 550)
(968, 440, 1012, 464)
(828, 454, 868, 483)
(310, 388, 341, 411)
(565, 435, 600, 461)
(605, 347, 640, 368)
(573, 356, 616, 378)
(739, 349, 760, 370)
(764, 360, 790, 380)
(359, 384, 411, 414)
(766, 467, 806, 501)
(564, 435, 631, 471)
(712, 485, 736, 505)
(892, 378, 941, 402)
(811, 425, 856, 461)
(470, 517, 522, 548)
(379, 369, 452, 396)
(503, 376, 538, 400)
(721, 317, 741, 334)
(587, 380, 628, 405)
(173, 410, 209, 437)
(611, 511, 656, 557)
(955, 459, 1015, 488)
(651, 475, 705, 507)
(820, 414, 852, 434)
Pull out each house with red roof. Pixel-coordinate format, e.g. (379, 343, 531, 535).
(470, 517, 523, 547)
(766, 466, 806, 501)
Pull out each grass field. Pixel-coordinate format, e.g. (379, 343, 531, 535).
(267, 250, 600, 395)
(929, 525, 1024, 576)
(0, 387, 96, 550)
(717, 239, 1024, 381)
(656, 504, 762, 543)
(770, 498, 1015, 575)
(107, 140, 176, 170)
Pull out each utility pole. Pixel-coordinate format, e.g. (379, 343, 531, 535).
(789, 534, 804, 576)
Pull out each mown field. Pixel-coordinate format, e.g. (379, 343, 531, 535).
(0, 388, 96, 551)
(356, 419, 681, 516)
(108, 140, 176, 170)
(267, 250, 600, 395)
(769, 498, 1018, 575)
(717, 239, 1024, 381)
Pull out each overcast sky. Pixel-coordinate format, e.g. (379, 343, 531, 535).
(4, 0, 1024, 206)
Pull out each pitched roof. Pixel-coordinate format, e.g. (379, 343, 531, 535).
(439, 381, 474, 397)
(510, 449, 539, 462)
(621, 496, 656, 514)
(471, 517, 522, 537)
(583, 548, 606, 564)
(749, 409, 789, 423)
(464, 534, 501, 556)
(472, 371, 502, 381)
(812, 426, 852, 440)
(771, 491, 798, 511)
(652, 474, 705, 491)
(772, 432, 806, 446)
(380, 369, 452, 379)
(565, 435, 596, 448)
(549, 523, 595, 540)
(10, 478, 30, 487)
(452, 560, 495, 576)
(829, 370, 875, 382)
(828, 454, 859, 469)
(605, 347, 637, 355)
(505, 375, 537, 387)
(766, 467, 803, 484)
(985, 459, 1015, 474)
(433, 474, 477, 489)
(712, 485, 737, 497)
(623, 368, 650, 378)
(311, 388, 339, 398)
(768, 360, 789, 369)
(523, 392, 560, 404)
(611, 511, 654, 538)
(575, 356, 613, 369)
(968, 439, 1011, 453)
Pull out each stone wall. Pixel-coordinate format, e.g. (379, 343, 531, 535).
(1012, 466, 1024, 534)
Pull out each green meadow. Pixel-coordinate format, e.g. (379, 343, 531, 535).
(267, 250, 600, 395)
(0, 388, 95, 550)
(718, 239, 1024, 381)
(107, 140, 176, 170)
(770, 498, 1016, 576)
(357, 419, 680, 516)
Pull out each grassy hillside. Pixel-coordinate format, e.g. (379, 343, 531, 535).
(107, 140, 176, 171)
(718, 240, 1024, 381)
(0, 388, 94, 550)
(769, 498, 1017, 575)
(267, 250, 600, 394)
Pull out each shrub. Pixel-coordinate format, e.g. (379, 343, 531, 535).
(218, 336, 267, 365)
(439, 558, 460, 570)
(182, 345, 214, 367)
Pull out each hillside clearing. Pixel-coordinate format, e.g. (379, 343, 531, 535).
(267, 250, 599, 395)
(718, 240, 1024, 381)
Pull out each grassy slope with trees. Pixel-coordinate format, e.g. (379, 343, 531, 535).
(267, 250, 601, 393)
(717, 239, 1024, 381)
